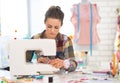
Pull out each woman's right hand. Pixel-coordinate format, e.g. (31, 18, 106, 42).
(37, 57, 49, 63)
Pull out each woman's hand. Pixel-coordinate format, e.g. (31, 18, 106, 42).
(37, 57, 49, 63)
(49, 58, 64, 69)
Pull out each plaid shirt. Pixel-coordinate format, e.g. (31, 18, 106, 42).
(31, 30, 75, 60)
(26, 30, 77, 72)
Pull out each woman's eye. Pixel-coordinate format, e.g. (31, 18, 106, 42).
(55, 26, 59, 29)
(48, 25, 52, 28)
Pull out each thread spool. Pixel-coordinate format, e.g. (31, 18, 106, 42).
(111, 54, 118, 77)
(48, 77, 53, 83)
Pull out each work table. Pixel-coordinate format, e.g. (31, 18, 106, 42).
(0, 70, 120, 83)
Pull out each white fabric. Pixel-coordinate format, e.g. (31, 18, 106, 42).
(0, 36, 10, 68)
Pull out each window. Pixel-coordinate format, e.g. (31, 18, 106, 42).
(1, 0, 28, 38)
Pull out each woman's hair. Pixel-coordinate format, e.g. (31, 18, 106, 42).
(44, 6, 64, 26)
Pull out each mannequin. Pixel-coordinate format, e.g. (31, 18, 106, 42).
(81, 0, 89, 4)
(71, 0, 101, 55)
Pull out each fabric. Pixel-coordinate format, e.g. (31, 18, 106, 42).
(0, 36, 10, 68)
(114, 13, 120, 61)
(114, 14, 120, 51)
(71, 3, 101, 45)
(114, 10, 120, 72)
(116, 51, 120, 60)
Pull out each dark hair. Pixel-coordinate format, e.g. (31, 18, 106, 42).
(44, 6, 64, 26)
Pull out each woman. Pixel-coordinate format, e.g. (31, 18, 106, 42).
(28, 6, 77, 72)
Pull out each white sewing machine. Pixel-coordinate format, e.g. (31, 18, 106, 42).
(9, 39, 59, 76)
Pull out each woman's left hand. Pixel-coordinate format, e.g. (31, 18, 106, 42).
(49, 58, 64, 69)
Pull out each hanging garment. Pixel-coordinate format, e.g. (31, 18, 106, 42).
(71, 3, 101, 45)
(114, 13, 120, 51)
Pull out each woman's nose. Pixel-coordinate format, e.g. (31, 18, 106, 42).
(51, 28, 55, 32)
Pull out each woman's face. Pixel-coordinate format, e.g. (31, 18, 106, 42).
(45, 18, 62, 39)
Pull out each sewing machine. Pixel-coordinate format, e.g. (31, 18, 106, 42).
(9, 39, 59, 76)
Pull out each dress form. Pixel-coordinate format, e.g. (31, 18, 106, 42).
(71, 0, 101, 54)
(81, 0, 89, 4)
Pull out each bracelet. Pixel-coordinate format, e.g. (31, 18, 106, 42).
(64, 59, 77, 72)
(63, 59, 70, 69)
(68, 60, 74, 72)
